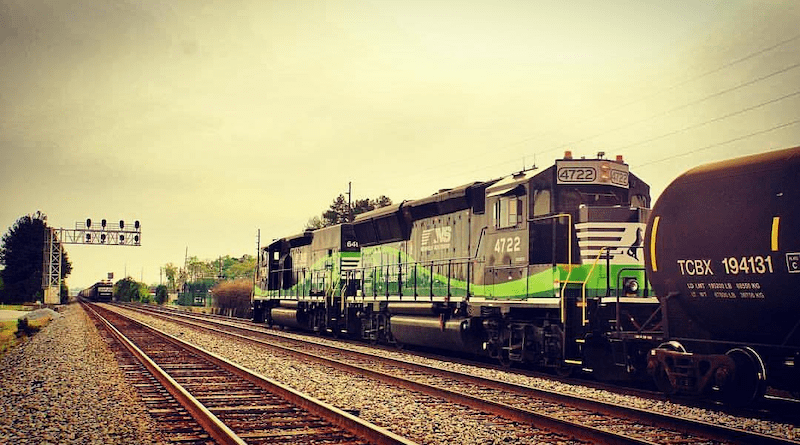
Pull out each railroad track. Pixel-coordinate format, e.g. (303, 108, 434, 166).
(83, 303, 415, 445)
(135, 304, 800, 424)
(113, 303, 799, 445)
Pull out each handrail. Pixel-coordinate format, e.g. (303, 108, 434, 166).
(580, 247, 613, 325)
(531, 213, 573, 324)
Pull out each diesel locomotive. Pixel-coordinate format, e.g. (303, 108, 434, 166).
(254, 152, 658, 379)
(79, 280, 114, 302)
(253, 147, 800, 404)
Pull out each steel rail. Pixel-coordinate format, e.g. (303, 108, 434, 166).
(90, 303, 417, 445)
(85, 303, 246, 445)
(128, 303, 800, 445)
(117, 305, 660, 445)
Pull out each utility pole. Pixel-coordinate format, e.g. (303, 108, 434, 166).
(252, 229, 260, 301)
(347, 181, 352, 222)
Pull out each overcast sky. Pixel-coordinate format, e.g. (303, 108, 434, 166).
(1, 0, 798, 290)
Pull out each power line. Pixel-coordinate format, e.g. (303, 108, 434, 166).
(609, 90, 800, 153)
(574, 33, 800, 126)
(419, 33, 800, 180)
(637, 118, 800, 169)
(382, 87, 800, 196)
(530, 61, 800, 160)
(364, 33, 800, 195)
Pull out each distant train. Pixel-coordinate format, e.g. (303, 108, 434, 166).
(253, 147, 800, 405)
(79, 281, 113, 302)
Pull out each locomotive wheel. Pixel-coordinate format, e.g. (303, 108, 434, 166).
(498, 352, 513, 368)
(722, 347, 767, 406)
(370, 314, 388, 345)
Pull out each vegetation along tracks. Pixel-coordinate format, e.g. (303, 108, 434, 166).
(84, 303, 414, 445)
(116, 303, 798, 445)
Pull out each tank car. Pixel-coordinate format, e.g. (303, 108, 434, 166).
(254, 152, 661, 380)
(645, 146, 800, 404)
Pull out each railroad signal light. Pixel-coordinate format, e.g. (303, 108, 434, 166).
(134, 220, 140, 230)
(119, 220, 125, 229)
(119, 234, 125, 243)
(100, 233, 106, 243)
(86, 218, 92, 228)
(134, 234, 140, 243)
(85, 233, 92, 242)
(101, 219, 107, 228)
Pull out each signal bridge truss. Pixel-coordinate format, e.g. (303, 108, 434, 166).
(43, 220, 142, 305)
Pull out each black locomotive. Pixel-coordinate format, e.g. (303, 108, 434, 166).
(78, 280, 113, 302)
(253, 147, 800, 404)
(255, 152, 658, 378)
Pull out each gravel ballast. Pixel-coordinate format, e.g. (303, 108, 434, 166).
(3, 302, 796, 444)
(117, 306, 799, 444)
(0, 304, 166, 445)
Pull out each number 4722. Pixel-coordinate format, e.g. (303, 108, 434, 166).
(495, 236, 521, 253)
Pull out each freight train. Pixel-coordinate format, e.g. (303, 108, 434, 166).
(253, 147, 800, 405)
(79, 280, 114, 302)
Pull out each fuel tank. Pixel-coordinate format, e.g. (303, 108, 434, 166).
(389, 316, 479, 352)
(270, 307, 304, 329)
(644, 146, 800, 346)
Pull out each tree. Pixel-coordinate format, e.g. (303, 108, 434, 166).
(222, 255, 256, 280)
(309, 194, 393, 229)
(321, 194, 351, 226)
(186, 256, 213, 281)
(0, 212, 72, 304)
(305, 216, 325, 230)
(165, 255, 255, 288)
(163, 263, 178, 292)
(114, 277, 147, 302)
(154, 284, 168, 305)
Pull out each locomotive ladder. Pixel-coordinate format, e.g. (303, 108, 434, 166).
(558, 247, 614, 365)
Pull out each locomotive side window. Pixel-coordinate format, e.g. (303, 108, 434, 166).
(631, 194, 649, 208)
(559, 189, 583, 212)
(532, 189, 550, 217)
(494, 196, 522, 229)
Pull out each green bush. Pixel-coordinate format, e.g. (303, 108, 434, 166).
(16, 318, 39, 337)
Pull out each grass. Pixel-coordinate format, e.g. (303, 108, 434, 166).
(0, 315, 53, 355)
(0, 320, 20, 354)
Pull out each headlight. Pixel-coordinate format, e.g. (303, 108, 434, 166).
(623, 277, 639, 295)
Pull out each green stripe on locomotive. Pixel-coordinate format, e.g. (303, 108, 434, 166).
(254, 246, 647, 301)
(358, 245, 647, 299)
(255, 249, 361, 298)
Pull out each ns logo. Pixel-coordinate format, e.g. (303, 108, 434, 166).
(422, 226, 452, 248)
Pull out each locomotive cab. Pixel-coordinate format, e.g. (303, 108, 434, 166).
(472, 152, 659, 376)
